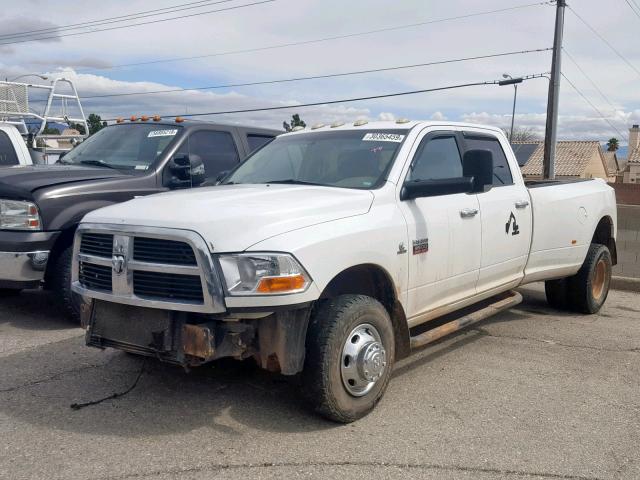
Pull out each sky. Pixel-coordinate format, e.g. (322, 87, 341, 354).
(1, 0, 639, 148)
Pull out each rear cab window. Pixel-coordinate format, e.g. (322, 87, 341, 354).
(247, 134, 275, 153)
(463, 134, 513, 186)
(0, 130, 19, 166)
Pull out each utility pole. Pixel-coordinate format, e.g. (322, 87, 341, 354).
(500, 74, 523, 141)
(543, 0, 566, 180)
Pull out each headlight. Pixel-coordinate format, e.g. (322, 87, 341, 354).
(0, 199, 42, 231)
(218, 253, 311, 296)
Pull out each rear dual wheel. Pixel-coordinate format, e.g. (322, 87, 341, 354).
(545, 243, 612, 314)
(302, 295, 395, 423)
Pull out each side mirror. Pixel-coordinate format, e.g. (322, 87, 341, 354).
(401, 177, 474, 200)
(168, 154, 206, 189)
(58, 151, 67, 160)
(463, 149, 493, 193)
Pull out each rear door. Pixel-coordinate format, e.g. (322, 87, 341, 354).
(461, 131, 532, 292)
(398, 130, 482, 318)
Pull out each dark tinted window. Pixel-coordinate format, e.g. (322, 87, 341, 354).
(186, 131, 240, 180)
(247, 134, 274, 152)
(408, 135, 462, 181)
(465, 135, 513, 186)
(0, 131, 19, 166)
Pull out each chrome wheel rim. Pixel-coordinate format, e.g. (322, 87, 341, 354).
(592, 258, 607, 300)
(341, 323, 387, 397)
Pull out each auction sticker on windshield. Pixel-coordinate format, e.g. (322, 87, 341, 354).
(362, 133, 405, 142)
(148, 129, 178, 138)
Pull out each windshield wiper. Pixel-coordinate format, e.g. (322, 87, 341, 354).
(265, 179, 324, 186)
(79, 160, 118, 170)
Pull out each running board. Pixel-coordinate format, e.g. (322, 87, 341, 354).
(409, 290, 522, 350)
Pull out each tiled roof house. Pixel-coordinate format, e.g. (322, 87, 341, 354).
(623, 125, 640, 184)
(511, 141, 612, 181)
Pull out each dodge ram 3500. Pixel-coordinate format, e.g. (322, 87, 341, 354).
(72, 121, 617, 422)
(0, 118, 278, 320)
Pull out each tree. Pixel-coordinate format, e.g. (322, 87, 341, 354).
(86, 113, 106, 135)
(606, 137, 619, 151)
(41, 124, 60, 135)
(283, 114, 306, 132)
(503, 126, 540, 142)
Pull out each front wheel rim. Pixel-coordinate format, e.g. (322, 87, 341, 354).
(340, 323, 387, 397)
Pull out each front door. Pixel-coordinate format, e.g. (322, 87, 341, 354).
(398, 131, 482, 319)
(461, 132, 532, 292)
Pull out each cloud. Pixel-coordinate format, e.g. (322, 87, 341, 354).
(430, 111, 447, 121)
(378, 112, 396, 121)
(0, 17, 61, 46)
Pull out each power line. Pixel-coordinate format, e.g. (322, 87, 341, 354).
(74, 1, 552, 72)
(567, 5, 640, 78)
(0, 0, 235, 40)
(623, 0, 640, 19)
(0, 0, 275, 46)
(562, 48, 620, 113)
(102, 73, 549, 122)
(81, 47, 552, 99)
(561, 72, 628, 141)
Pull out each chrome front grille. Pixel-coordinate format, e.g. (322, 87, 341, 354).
(72, 224, 225, 313)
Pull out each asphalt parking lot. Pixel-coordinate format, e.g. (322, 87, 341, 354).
(1, 284, 638, 480)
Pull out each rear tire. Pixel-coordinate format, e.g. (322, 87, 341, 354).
(566, 243, 612, 314)
(545, 278, 568, 310)
(302, 295, 395, 423)
(51, 246, 86, 323)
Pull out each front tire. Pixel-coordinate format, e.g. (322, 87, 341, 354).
(566, 243, 612, 314)
(302, 295, 395, 423)
(51, 245, 86, 322)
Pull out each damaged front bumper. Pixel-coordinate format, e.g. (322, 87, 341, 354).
(84, 300, 311, 374)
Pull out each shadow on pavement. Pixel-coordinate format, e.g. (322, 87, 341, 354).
(0, 289, 78, 330)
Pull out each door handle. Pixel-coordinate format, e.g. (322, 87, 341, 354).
(515, 200, 530, 209)
(460, 208, 479, 218)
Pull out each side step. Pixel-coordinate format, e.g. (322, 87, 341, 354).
(409, 290, 523, 350)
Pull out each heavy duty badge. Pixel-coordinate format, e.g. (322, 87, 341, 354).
(412, 238, 429, 255)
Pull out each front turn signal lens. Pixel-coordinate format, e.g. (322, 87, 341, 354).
(256, 275, 307, 293)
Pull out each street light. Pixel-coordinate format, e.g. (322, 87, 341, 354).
(6, 74, 49, 82)
(499, 73, 523, 142)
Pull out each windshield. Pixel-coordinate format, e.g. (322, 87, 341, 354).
(61, 124, 182, 171)
(224, 129, 408, 189)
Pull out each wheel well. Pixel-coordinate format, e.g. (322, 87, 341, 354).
(44, 226, 77, 287)
(592, 216, 617, 265)
(319, 264, 411, 359)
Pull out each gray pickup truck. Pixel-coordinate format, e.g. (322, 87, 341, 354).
(0, 118, 280, 320)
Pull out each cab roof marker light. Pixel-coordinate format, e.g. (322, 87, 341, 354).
(130, 115, 138, 122)
(291, 126, 305, 132)
(353, 119, 368, 126)
(330, 121, 344, 128)
(140, 115, 149, 121)
(116, 117, 124, 123)
(311, 123, 325, 130)
(152, 115, 161, 121)
(175, 116, 185, 123)
(396, 118, 410, 124)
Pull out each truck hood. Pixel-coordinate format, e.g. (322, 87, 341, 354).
(84, 184, 374, 252)
(0, 164, 125, 199)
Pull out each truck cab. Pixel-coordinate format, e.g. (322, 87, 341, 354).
(0, 118, 280, 319)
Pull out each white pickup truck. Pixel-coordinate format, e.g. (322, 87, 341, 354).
(72, 120, 617, 422)
(0, 123, 33, 166)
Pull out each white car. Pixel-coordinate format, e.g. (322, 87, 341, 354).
(0, 123, 33, 166)
(72, 121, 617, 422)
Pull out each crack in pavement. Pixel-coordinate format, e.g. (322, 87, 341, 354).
(473, 328, 640, 354)
(96, 460, 604, 480)
(0, 363, 103, 393)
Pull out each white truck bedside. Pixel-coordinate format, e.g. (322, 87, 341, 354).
(71, 121, 617, 423)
